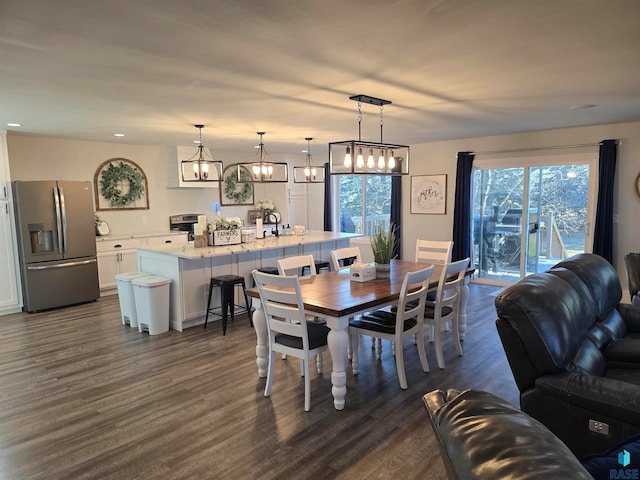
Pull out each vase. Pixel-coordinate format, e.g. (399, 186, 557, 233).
(375, 262, 391, 279)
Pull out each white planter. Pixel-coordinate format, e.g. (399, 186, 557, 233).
(211, 229, 241, 246)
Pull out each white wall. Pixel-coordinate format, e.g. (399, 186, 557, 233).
(6, 134, 293, 234)
(7, 120, 640, 297)
(402, 120, 640, 300)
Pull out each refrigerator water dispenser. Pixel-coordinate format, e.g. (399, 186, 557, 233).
(28, 224, 54, 253)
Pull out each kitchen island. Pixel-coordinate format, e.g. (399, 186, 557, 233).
(136, 231, 359, 331)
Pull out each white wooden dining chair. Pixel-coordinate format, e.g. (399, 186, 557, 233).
(330, 246, 362, 272)
(422, 257, 469, 369)
(349, 265, 435, 389)
(415, 239, 453, 265)
(349, 236, 375, 264)
(415, 240, 454, 339)
(277, 254, 316, 276)
(252, 270, 329, 412)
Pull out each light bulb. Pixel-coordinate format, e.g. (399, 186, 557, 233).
(378, 150, 385, 169)
(367, 149, 374, 168)
(311, 167, 317, 179)
(201, 163, 209, 180)
(252, 165, 260, 176)
(304, 166, 310, 178)
(267, 165, 273, 179)
(344, 147, 352, 168)
(356, 147, 364, 168)
(193, 162, 199, 178)
(388, 151, 396, 170)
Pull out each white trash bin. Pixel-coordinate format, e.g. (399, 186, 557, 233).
(132, 275, 171, 335)
(115, 272, 150, 328)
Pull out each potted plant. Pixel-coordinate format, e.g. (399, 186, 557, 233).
(370, 223, 398, 279)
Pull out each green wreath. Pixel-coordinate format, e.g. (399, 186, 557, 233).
(100, 161, 145, 207)
(224, 168, 253, 204)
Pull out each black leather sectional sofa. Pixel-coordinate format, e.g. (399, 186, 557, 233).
(495, 253, 640, 457)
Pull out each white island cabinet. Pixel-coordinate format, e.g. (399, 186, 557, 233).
(136, 231, 358, 331)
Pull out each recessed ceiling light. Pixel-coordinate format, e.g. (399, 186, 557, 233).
(113, 133, 125, 137)
(569, 104, 597, 110)
(7, 123, 22, 127)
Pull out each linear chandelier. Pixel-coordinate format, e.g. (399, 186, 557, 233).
(180, 124, 224, 182)
(237, 132, 288, 183)
(329, 94, 409, 176)
(293, 137, 325, 183)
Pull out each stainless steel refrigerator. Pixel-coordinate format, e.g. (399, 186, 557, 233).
(13, 180, 99, 312)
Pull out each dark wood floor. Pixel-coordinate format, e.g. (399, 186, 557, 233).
(0, 283, 518, 480)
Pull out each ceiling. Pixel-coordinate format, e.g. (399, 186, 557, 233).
(1, 0, 639, 156)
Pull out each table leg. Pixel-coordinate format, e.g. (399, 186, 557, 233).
(252, 297, 268, 378)
(326, 319, 349, 411)
(458, 277, 470, 340)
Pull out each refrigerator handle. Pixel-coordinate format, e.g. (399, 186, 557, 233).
(54, 186, 65, 254)
(59, 186, 69, 254)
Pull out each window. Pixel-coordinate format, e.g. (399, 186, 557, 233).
(335, 175, 391, 235)
(472, 151, 596, 284)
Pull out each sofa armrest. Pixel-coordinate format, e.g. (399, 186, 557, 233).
(617, 303, 640, 332)
(535, 373, 640, 424)
(423, 389, 592, 480)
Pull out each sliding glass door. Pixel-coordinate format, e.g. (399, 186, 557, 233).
(472, 153, 596, 284)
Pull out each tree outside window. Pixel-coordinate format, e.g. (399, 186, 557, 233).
(338, 175, 391, 235)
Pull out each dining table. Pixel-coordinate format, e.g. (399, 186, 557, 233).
(246, 259, 474, 410)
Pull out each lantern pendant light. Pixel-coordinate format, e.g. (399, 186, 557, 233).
(329, 94, 409, 176)
(294, 137, 326, 183)
(180, 124, 223, 182)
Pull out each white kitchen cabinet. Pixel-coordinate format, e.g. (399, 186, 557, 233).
(96, 232, 187, 294)
(0, 199, 22, 314)
(147, 234, 188, 246)
(96, 238, 141, 292)
(0, 131, 22, 315)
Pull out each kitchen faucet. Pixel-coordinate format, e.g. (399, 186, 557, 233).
(266, 213, 279, 237)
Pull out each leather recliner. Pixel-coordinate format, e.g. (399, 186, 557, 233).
(495, 253, 640, 457)
(423, 389, 593, 479)
(424, 388, 640, 480)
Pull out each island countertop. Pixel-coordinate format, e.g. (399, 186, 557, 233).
(136, 231, 361, 260)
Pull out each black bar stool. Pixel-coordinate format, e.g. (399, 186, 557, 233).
(204, 274, 251, 335)
(302, 260, 331, 275)
(251, 266, 279, 287)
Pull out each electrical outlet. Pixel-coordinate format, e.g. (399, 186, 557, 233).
(142, 216, 148, 224)
(589, 419, 610, 435)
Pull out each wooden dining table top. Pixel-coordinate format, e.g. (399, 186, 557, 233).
(247, 259, 473, 319)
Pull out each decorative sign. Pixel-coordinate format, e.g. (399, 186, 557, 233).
(410, 174, 447, 215)
(94, 158, 149, 211)
(212, 229, 242, 245)
(220, 164, 255, 206)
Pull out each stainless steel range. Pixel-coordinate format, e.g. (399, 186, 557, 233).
(169, 214, 205, 241)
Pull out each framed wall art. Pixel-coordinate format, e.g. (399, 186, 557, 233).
(410, 174, 447, 215)
(220, 164, 255, 206)
(94, 158, 149, 211)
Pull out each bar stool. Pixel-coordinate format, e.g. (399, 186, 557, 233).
(204, 274, 251, 335)
(258, 266, 279, 275)
(251, 266, 279, 287)
(303, 260, 330, 275)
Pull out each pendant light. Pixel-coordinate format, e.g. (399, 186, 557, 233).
(293, 137, 326, 183)
(236, 132, 288, 183)
(180, 124, 223, 182)
(329, 95, 409, 176)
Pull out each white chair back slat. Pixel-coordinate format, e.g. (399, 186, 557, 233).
(330, 247, 362, 272)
